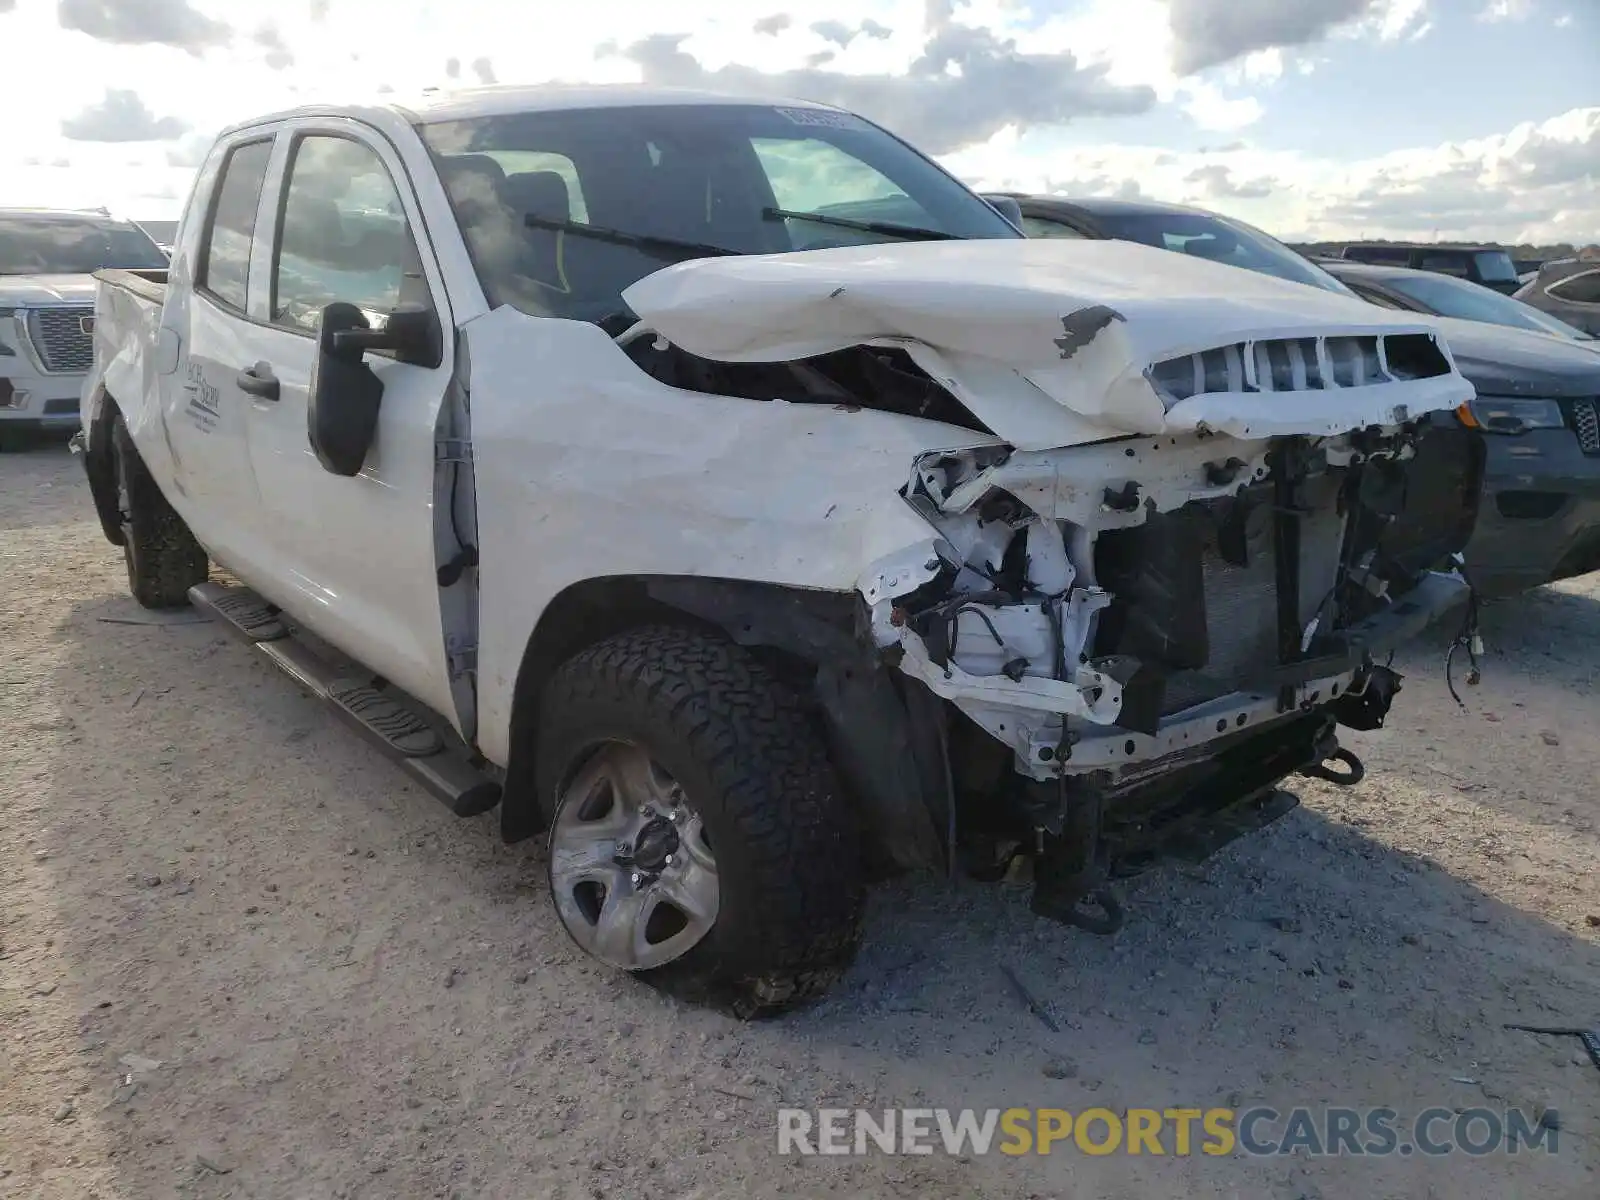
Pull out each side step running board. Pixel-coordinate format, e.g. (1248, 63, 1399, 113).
(188, 581, 500, 817)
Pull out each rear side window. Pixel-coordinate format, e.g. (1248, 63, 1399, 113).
(479, 151, 590, 223)
(1345, 246, 1409, 265)
(271, 135, 429, 333)
(1020, 216, 1087, 240)
(1417, 252, 1470, 277)
(1349, 283, 1408, 310)
(200, 139, 273, 311)
(1549, 268, 1600, 305)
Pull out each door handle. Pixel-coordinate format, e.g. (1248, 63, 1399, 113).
(237, 361, 280, 401)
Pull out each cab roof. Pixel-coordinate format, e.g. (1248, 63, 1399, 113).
(218, 83, 842, 138)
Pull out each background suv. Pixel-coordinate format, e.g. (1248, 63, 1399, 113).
(1, 208, 168, 444)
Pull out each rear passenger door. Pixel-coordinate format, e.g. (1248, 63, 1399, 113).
(238, 123, 462, 722)
(162, 134, 275, 566)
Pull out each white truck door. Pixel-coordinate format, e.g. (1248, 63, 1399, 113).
(235, 124, 462, 724)
(159, 135, 277, 568)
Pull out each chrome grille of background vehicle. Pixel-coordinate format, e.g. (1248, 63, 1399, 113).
(1572, 398, 1600, 455)
(1150, 332, 1449, 402)
(25, 306, 95, 374)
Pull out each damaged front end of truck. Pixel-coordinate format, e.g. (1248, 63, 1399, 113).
(861, 410, 1482, 929)
(617, 242, 1487, 931)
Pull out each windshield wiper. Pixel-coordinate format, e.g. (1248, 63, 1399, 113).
(522, 213, 740, 261)
(761, 206, 959, 242)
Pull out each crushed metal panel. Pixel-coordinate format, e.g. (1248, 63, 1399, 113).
(622, 237, 1474, 447)
(459, 306, 988, 766)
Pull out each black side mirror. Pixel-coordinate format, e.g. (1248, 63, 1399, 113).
(308, 302, 386, 477)
(330, 305, 442, 369)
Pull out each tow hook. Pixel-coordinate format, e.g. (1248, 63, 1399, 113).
(1299, 745, 1365, 787)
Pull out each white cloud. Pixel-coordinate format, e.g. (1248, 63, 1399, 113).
(1478, 0, 1535, 20)
(951, 104, 1599, 245)
(1373, 0, 1432, 39)
(253, 23, 293, 70)
(1180, 80, 1265, 130)
(0, 0, 1589, 248)
(1165, 0, 1377, 75)
(1185, 162, 1278, 199)
(62, 89, 188, 142)
(615, 19, 1157, 154)
(57, 0, 231, 55)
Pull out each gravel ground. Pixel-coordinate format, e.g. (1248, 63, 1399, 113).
(2, 439, 1597, 1199)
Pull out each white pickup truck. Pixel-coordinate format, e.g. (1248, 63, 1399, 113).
(79, 84, 1485, 1015)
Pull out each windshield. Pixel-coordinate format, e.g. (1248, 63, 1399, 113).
(0, 216, 167, 275)
(418, 103, 1019, 322)
(1384, 270, 1596, 340)
(1087, 208, 1356, 296)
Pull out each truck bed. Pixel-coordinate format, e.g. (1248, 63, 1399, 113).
(92, 267, 168, 305)
(82, 268, 171, 457)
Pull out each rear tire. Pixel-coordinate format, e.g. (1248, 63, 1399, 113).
(111, 414, 208, 609)
(536, 625, 864, 1017)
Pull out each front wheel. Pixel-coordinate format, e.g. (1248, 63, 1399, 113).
(536, 626, 863, 1017)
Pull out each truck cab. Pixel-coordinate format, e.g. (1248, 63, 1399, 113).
(78, 86, 1485, 1015)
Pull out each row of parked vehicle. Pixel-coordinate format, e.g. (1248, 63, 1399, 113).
(2, 84, 1594, 1013)
(6, 185, 1595, 598)
(986, 193, 1600, 597)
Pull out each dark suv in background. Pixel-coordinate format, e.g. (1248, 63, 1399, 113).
(1338, 243, 1523, 295)
(995, 193, 1600, 597)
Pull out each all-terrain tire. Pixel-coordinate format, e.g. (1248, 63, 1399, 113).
(111, 414, 208, 608)
(536, 625, 864, 1017)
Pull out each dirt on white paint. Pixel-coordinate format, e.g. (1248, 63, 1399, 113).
(2, 440, 1597, 1199)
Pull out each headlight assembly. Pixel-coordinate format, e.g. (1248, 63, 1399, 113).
(1456, 396, 1565, 435)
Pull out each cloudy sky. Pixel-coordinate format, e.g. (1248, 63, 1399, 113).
(3, 0, 1596, 243)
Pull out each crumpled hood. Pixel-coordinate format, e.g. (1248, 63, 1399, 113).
(623, 239, 1474, 446)
(0, 274, 98, 306)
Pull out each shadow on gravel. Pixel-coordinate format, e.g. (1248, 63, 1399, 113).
(16, 585, 1600, 1200)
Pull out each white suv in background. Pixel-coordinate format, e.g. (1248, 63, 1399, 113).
(1, 209, 169, 443)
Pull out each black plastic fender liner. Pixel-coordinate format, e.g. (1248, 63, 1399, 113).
(82, 394, 127, 547)
(646, 577, 952, 874)
(499, 575, 955, 866)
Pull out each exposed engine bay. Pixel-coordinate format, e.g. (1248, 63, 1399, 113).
(854, 417, 1484, 929)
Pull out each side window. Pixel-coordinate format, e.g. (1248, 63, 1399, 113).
(1549, 269, 1600, 305)
(751, 137, 933, 243)
(271, 135, 429, 333)
(1418, 252, 1469, 277)
(199, 139, 273, 311)
(1020, 216, 1086, 240)
(1350, 284, 1407, 310)
(1347, 246, 1408, 265)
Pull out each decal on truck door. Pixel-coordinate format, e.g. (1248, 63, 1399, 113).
(182, 361, 220, 433)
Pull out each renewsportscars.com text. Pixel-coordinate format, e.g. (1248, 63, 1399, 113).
(776, 1106, 1561, 1158)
